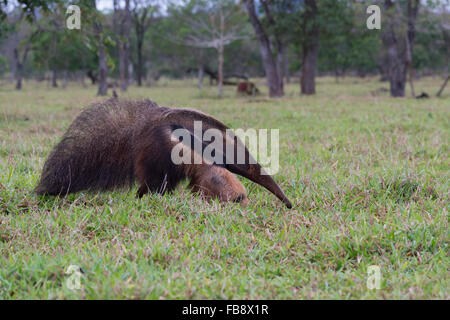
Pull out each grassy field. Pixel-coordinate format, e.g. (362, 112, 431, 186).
(0, 77, 448, 299)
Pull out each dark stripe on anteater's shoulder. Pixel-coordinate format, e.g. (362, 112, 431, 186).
(169, 124, 226, 169)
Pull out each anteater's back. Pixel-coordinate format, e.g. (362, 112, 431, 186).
(35, 98, 159, 195)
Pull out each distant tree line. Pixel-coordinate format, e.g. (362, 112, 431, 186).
(0, 0, 448, 98)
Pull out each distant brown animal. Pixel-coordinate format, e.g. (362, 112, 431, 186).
(35, 98, 292, 208)
(237, 81, 259, 95)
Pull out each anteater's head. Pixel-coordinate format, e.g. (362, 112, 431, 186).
(166, 107, 293, 209)
(189, 165, 249, 207)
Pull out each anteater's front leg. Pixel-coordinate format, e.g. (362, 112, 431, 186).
(134, 145, 181, 199)
(135, 155, 167, 198)
(136, 174, 171, 198)
(137, 184, 149, 198)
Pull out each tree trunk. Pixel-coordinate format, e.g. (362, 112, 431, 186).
(383, 1, 406, 97)
(387, 41, 406, 97)
(389, 67, 406, 97)
(436, 75, 449, 97)
(14, 49, 22, 90)
(301, 41, 318, 94)
(300, 0, 319, 95)
(245, 0, 283, 97)
(283, 49, 290, 84)
(218, 45, 224, 97)
(124, 1, 131, 89)
(94, 21, 108, 96)
(52, 69, 58, 88)
(198, 62, 204, 89)
(97, 46, 108, 96)
(382, 0, 419, 97)
(92, 0, 108, 96)
(276, 45, 284, 93)
(136, 35, 143, 86)
(133, 7, 152, 88)
(12, 29, 36, 90)
(119, 45, 128, 91)
(15, 66, 22, 90)
(117, 0, 131, 92)
(406, 0, 419, 98)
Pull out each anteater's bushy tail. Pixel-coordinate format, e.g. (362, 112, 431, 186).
(35, 99, 157, 196)
(34, 134, 135, 195)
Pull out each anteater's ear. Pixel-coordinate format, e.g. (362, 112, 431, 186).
(164, 109, 292, 209)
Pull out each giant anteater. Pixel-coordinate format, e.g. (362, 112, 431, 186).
(35, 98, 292, 208)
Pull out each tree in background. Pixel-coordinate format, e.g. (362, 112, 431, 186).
(381, 0, 420, 97)
(0, 0, 52, 23)
(318, 1, 380, 80)
(299, 0, 319, 94)
(244, 0, 284, 97)
(31, 2, 68, 88)
(435, 3, 449, 96)
(114, 0, 131, 91)
(12, 21, 38, 89)
(82, 0, 113, 96)
(412, 0, 449, 96)
(0, 0, 112, 93)
(0, 3, 40, 90)
(245, 0, 351, 96)
(132, 0, 158, 87)
(33, 21, 97, 88)
(172, 0, 248, 97)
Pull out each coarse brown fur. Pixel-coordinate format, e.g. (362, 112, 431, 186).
(35, 98, 291, 208)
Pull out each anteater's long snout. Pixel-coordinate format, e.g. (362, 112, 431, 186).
(228, 163, 292, 209)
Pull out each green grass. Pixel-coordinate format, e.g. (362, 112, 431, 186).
(0, 77, 448, 299)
